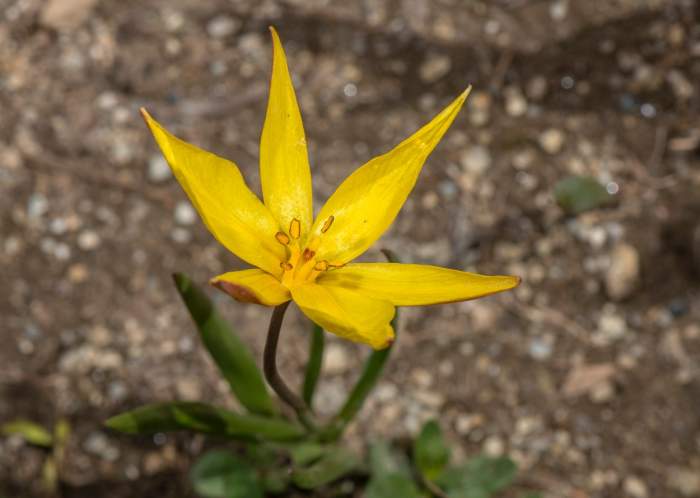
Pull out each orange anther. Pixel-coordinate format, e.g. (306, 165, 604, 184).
(321, 215, 335, 233)
(275, 232, 290, 245)
(302, 248, 316, 261)
(280, 262, 293, 271)
(289, 218, 301, 239)
(313, 260, 329, 271)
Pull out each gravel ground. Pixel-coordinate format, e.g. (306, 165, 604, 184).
(2, 0, 700, 497)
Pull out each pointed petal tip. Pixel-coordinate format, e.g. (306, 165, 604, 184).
(506, 274, 522, 290)
(139, 107, 151, 122)
(210, 278, 264, 305)
(268, 25, 281, 44)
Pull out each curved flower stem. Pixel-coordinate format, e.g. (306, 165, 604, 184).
(264, 302, 317, 431)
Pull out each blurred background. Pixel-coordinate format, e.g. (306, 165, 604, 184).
(1, 0, 699, 496)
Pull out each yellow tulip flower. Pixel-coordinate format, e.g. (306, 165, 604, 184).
(141, 28, 519, 349)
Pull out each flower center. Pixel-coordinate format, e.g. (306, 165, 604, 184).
(275, 216, 341, 287)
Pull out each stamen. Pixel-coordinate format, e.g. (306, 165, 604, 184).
(280, 262, 293, 271)
(314, 260, 329, 271)
(321, 215, 335, 233)
(275, 232, 290, 245)
(327, 263, 346, 270)
(289, 218, 301, 239)
(302, 248, 316, 261)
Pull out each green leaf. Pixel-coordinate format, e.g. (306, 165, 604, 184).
(414, 420, 450, 481)
(259, 466, 290, 494)
(437, 456, 517, 497)
(369, 441, 411, 479)
(302, 324, 325, 407)
(292, 447, 359, 490)
(1, 420, 53, 447)
(520, 494, 543, 498)
(446, 489, 489, 498)
(288, 442, 325, 467)
(190, 450, 263, 498)
(553, 175, 614, 215)
(365, 474, 426, 498)
(105, 402, 303, 441)
(173, 273, 276, 416)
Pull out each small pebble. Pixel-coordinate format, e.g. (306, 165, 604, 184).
(27, 193, 48, 219)
(206, 15, 240, 39)
(419, 54, 452, 83)
(668, 468, 700, 496)
(597, 309, 627, 341)
(174, 201, 197, 225)
(539, 128, 566, 154)
(77, 230, 101, 251)
(483, 435, 505, 456)
(324, 343, 351, 375)
(505, 87, 528, 117)
(606, 243, 640, 301)
(624, 476, 649, 498)
(147, 156, 172, 183)
(460, 145, 492, 175)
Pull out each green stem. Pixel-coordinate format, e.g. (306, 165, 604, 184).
(321, 248, 401, 442)
(302, 324, 325, 408)
(263, 302, 317, 431)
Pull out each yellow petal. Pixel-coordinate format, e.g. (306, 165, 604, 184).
(211, 269, 291, 306)
(318, 263, 520, 306)
(260, 27, 313, 236)
(291, 283, 395, 349)
(141, 109, 285, 276)
(310, 89, 470, 264)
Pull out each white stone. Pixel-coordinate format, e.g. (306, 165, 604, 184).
(419, 55, 452, 83)
(624, 476, 649, 498)
(606, 243, 640, 301)
(539, 128, 566, 154)
(77, 230, 101, 251)
(174, 201, 197, 225)
(323, 343, 350, 375)
(147, 156, 172, 183)
(460, 145, 492, 175)
(207, 16, 240, 39)
(39, 0, 97, 30)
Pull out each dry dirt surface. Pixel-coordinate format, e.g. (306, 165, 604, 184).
(2, 0, 700, 497)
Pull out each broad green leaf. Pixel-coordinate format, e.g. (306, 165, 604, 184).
(243, 443, 290, 493)
(288, 442, 325, 467)
(553, 175, 614, 215)
(369, 440, 412, 479)
(437, 456, 517, 497)
(302, 324, 325, 407)
(414, 420, 450, 481)
(190, 450, 263, 498)
(105, 402, 303, 441)
(365, 474, 426, 498)
(1, 420, 53, 447)
(292, 447, 359, 489)
(173, 273, 276, 416)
